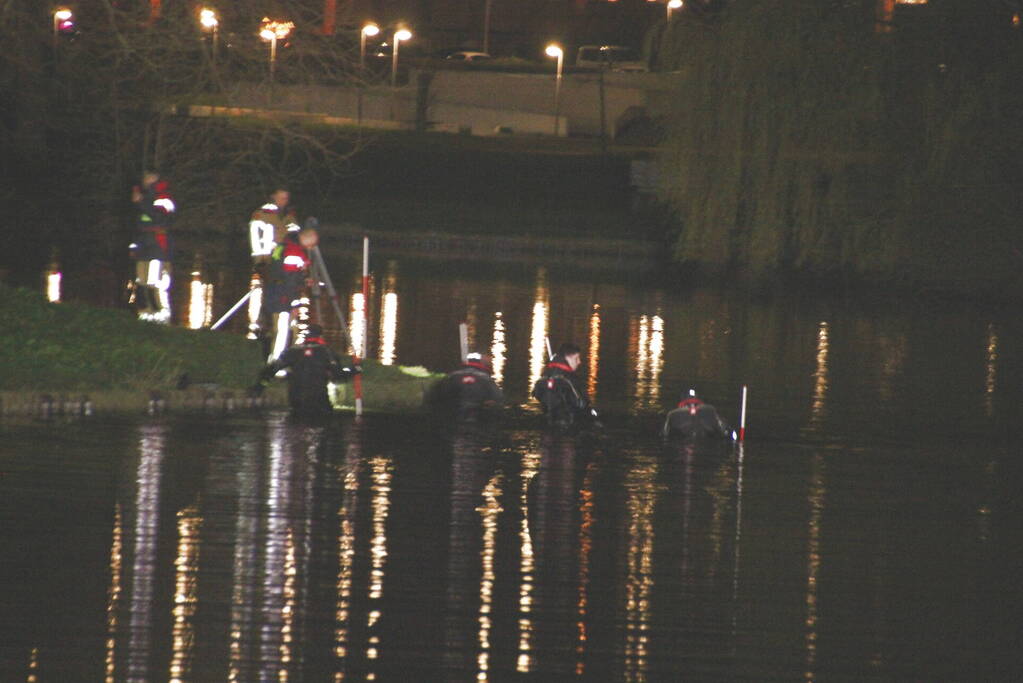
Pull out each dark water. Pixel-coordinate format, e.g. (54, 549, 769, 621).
(3, 256, 1021, 681)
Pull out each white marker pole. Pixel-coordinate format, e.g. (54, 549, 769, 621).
(545, 336, 554, 360)
(459, 322, 469, 363)
(210, 290, 253, 330)
(739, 384, 748, 442)
(354, 236, 369, 417)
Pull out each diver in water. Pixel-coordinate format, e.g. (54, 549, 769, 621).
(429, 352, 504, 420)
(662, 389, 732, 440)
(532, 342, 601, 430)
(254, 324, 359, 415)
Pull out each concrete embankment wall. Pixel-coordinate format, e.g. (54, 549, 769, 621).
(207, 70, 676, 138)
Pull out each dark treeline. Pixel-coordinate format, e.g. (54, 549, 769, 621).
(652, 0, 1023, 295)
(0, 1, 363, 289)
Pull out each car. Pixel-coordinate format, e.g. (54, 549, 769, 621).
(575, 45, 647, 72)
(445, 51, 493, 63)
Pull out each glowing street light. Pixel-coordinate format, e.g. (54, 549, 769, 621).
(360, 23, 380, 69)
(199, 7, 219, 63)
(667, 0, 683, 21)
(545, 43, 564, 136)
(259, 17, 294, 83)
(391, 27, 412, 88)
(52, 8, 73, 52)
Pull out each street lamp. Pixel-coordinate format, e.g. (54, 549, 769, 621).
(52, 8, 73, 52)
(259, 17, 294, 83)
(545, 43, 564, 136)
(667, 0, 683, 21)
(391, 28, 412, 88)
(199, 7, 219, 64)
(360, 23, 380, 69)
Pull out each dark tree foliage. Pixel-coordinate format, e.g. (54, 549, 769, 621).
(653, 0, 1023, 293)
(0, 0, 363, 284)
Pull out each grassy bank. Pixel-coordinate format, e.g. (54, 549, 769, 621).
(0, 285, 439, 412)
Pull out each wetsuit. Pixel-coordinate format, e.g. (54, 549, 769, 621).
(430, 361, 503, 418)
(260, 336, 357, 415)
(662, 398, 730, 439)
(531, 356, 595, 428)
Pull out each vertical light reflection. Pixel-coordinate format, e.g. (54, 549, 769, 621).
(350, 293, 366, 358)
(466, 300, 479, 353)
(280, 529, 297, 680)
(528, 270, 550, 389)
(27, 647, 39, 683)
(378, 267, 398, 366)
(630, 314, 664, 409)
(587, 305, 601, 401)
(246, 274, 263, 339)
(259, 420, 290, 683)
(517, 451, 541, 673)
(575, 462, 597, 675)
(366, 456, 393, 681)
(106, 505, 123, 683)
(810, 322, 830, 425)
(335, 468, 359, 679)
(169, 505, 201, 683)
(46, 270, 62, 303)
(804, 453, 825, 683)
(623, 456, 657, 683)
(475, 474, 504, 682)
(229, 443, 260, 683)
(490, 312, 507, 385)
(985, 323, 998, 418)
(127, 425, 166, 682)
(187, 271, 214, 329)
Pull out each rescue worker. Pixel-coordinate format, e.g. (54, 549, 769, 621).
(429, 352, 504, 419)
(130, 171, 175, 323)
(255, 324, 359, 415)
(262, 226, 316, 362)
(531, 342, 600, 429)
(249, 187, 299, 267)
(662, 389, 732, 440)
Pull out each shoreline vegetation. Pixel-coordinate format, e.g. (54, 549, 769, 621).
(0, 285, 440, 415)
(650, 1, 1023, 297)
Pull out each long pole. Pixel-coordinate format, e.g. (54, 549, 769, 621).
(739, 384, 748, 442)
(391, 37, 400, 87)
(211, 290, 253, 330)
(360, 31, 367, 70)
(483, 0, 493, 55)
(309, 245, 351, 346)
(553, 52, 563, 136)
(459, 322, 469, 363)
(269, 35, 278, 83)
(354, 237, 369, 417)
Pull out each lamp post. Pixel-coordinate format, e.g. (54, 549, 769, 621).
(545, 43, 564, 136)
(391, 28, 412, 88)
(199, 8, 219, 65)
(260, 17, 294, 84)
(360, 23, 380, 70)
(483, 0, 493, 55)
(667, 0, 683, 21)
(52, 8, 72, 54)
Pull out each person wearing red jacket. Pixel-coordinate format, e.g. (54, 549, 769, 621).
(263, 226, 316, 361)
(130, 171, 175, 323)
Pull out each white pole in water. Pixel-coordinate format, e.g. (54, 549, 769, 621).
(739, 385, 748, 442)
(459, 322, 469, 363)
(354, 236, 369, 417)
(545, 336, 554, 360)
(210, 290, 253, 330)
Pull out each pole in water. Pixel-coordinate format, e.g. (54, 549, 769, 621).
(210, 289, 253, 330)
(739, 385, 748, 442)
(459, 322, 469, 363)
(354, 236, 370, 418)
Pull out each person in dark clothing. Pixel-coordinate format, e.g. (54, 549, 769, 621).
(129, 171, 175, 322)
(256, 324, 359, 415)
(261, 227, 315, 361)
(531, 342, 600, 429)
(662, 389, 732, 440)
(429, 352, 504, 419)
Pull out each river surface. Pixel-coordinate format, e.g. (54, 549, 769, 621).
(2, 252, 1020, 681)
